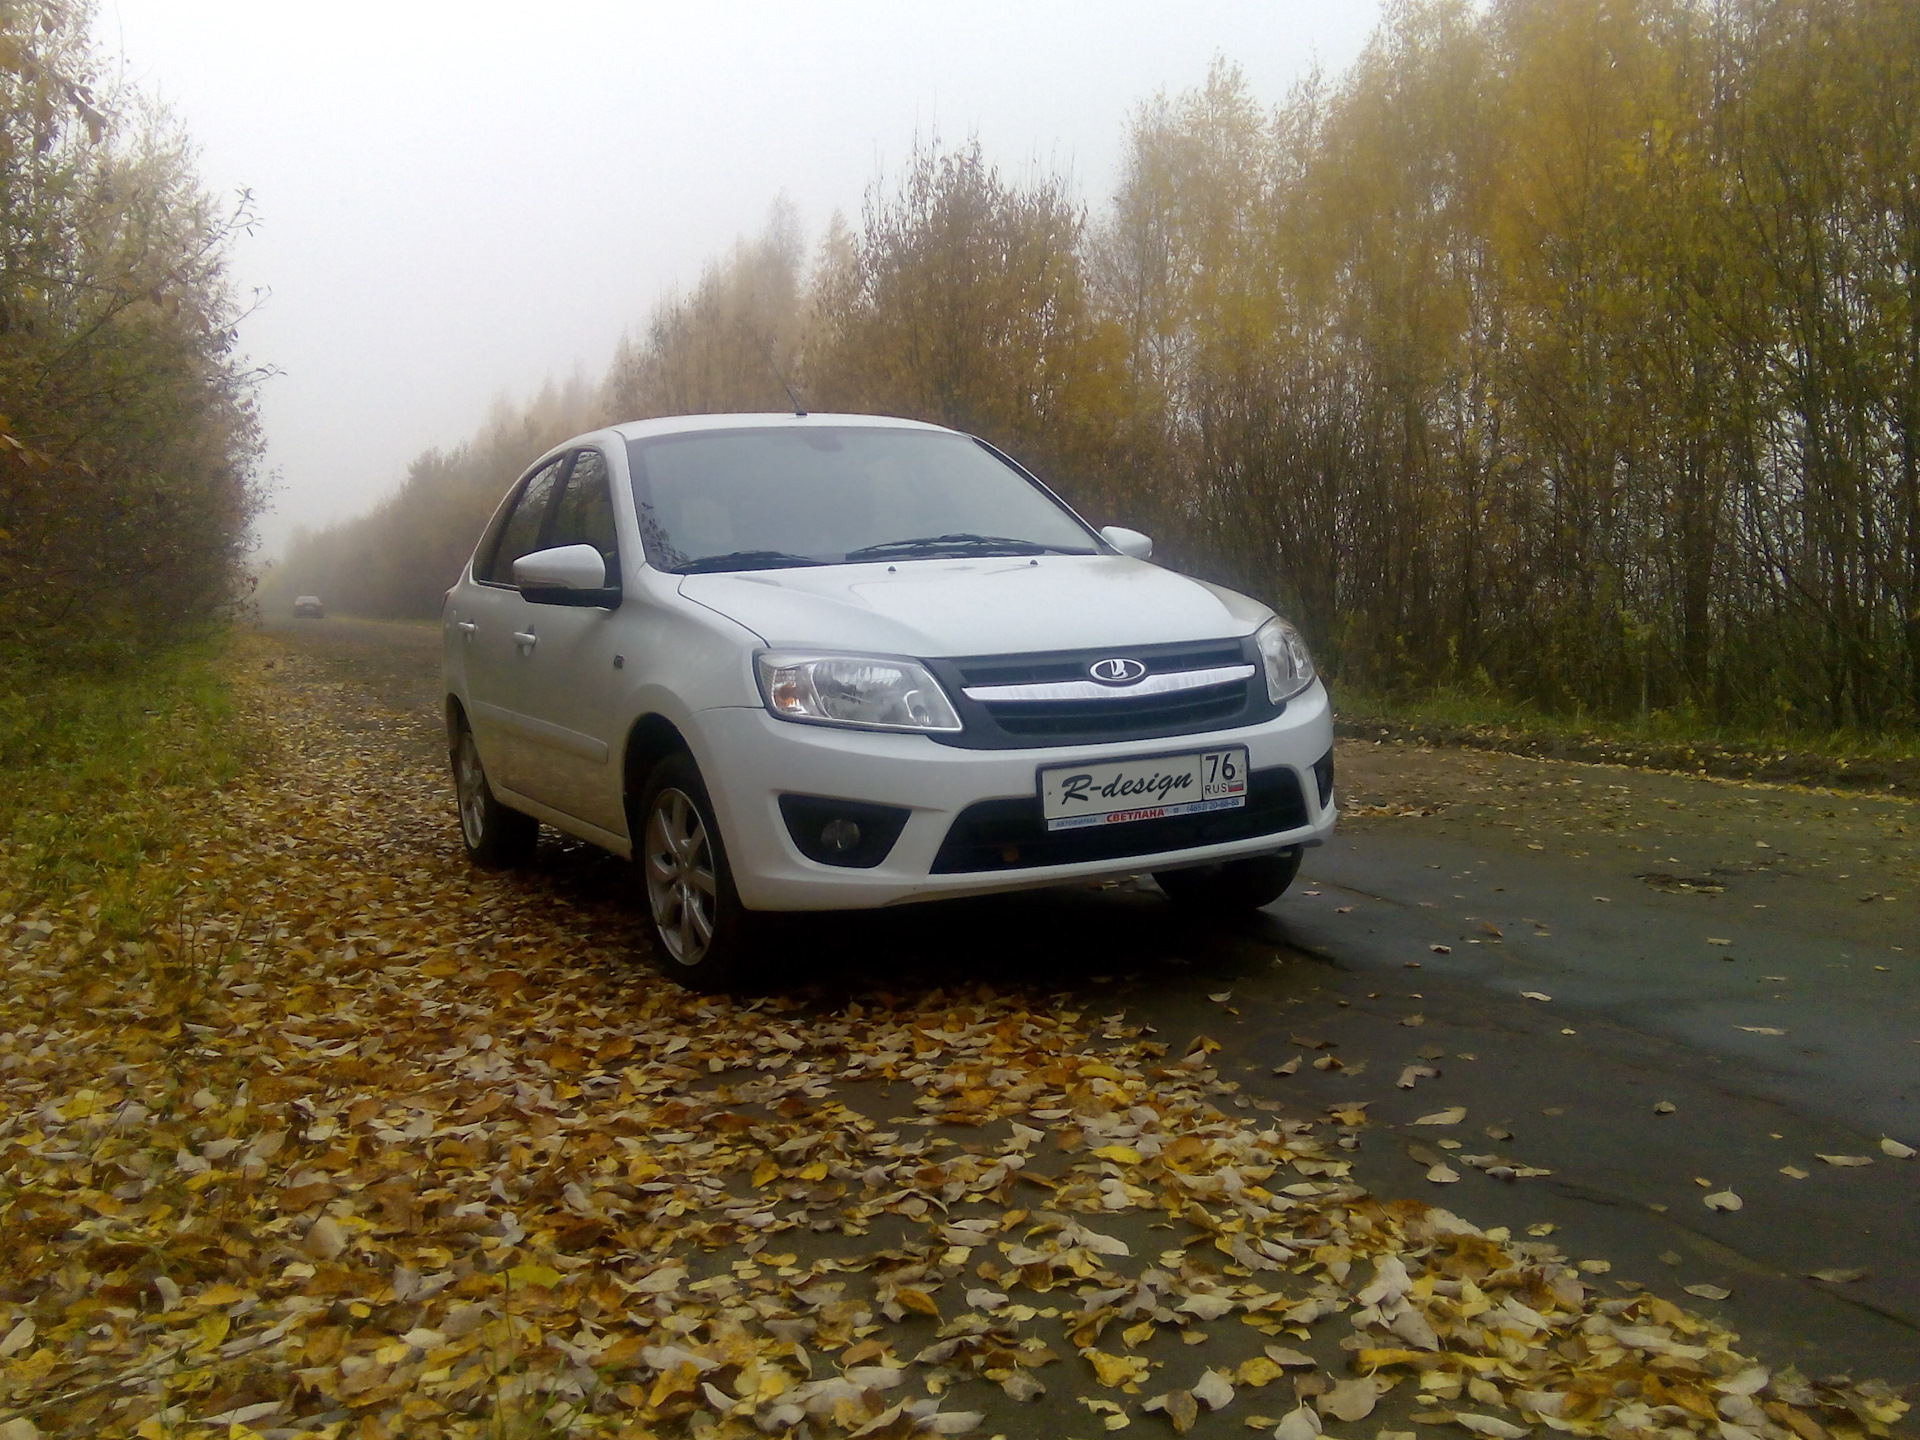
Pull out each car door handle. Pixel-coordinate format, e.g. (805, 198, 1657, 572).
(455, 620, 477, 634)
(512, 631, 538, 649)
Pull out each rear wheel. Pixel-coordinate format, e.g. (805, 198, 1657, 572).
(452, 721, 538, 867)
(1154, 848, 1301, 912)
(636, 752, 755, 990)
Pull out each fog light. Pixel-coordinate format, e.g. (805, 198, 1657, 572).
(1312, 747, 1334, 808)
(778, 795, 911, 869)
(820, 818, 862, 852)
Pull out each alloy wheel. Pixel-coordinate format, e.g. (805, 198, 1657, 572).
(643, 787, 718, 966)
(455, 730, 488, 848)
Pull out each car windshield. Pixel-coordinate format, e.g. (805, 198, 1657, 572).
(624, 427, 1099, 573)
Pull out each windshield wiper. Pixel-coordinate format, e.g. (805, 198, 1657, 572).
(843, 532, 1090, 561)
(673, 550, 824, 574)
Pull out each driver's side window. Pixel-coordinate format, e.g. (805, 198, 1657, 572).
(547, 449, 619, 578)
(482, 457, 566, 585)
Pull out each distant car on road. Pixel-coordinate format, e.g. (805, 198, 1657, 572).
(441, 413, 1335, 985)
(292, 595, 325, 619)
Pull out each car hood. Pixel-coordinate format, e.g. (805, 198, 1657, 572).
(677, 555, 1270, 656)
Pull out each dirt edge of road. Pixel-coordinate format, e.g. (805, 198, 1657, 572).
(1336, 717, 1920, 800)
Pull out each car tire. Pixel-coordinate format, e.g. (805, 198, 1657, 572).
(635, 752, 756, 990)
(452, 720, 538, 868)
(1154, 848, 1301, 911)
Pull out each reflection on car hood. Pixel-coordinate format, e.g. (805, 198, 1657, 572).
(677, 555, 1269, 656)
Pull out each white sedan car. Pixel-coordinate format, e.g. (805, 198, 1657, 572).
(442, 413, 1335, 985)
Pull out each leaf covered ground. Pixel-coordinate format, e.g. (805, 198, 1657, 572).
(0, 636, 1911, 1440)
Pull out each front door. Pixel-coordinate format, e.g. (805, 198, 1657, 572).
(457, 454, 567, 799)
(511, 447, 629, 836)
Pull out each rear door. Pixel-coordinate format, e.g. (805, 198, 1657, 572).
(509, 447, 629, 834)
(456, 455, 568, 798)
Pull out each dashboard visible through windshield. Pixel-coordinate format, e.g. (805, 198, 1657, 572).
(624, 426, 1100, 573)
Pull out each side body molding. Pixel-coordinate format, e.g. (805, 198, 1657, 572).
(469, 700, 610, 764)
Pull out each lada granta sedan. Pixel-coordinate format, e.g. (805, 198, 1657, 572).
(442, 413, 1336, 986)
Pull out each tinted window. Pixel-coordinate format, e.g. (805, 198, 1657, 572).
(547, 449, 619, 577)
(483, 457, 565, 584)
(624, 427, 1097, 572)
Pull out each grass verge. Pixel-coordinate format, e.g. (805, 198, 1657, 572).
(0, 635, 256, 939)
(1333, 682, 1920, 797)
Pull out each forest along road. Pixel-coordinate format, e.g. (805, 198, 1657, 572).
(272, 616, 1919, 1390)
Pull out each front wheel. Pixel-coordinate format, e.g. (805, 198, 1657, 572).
(635, 753, 756, 990)
(452, 721, 538, 867)
(1154, 848, 1301, 912)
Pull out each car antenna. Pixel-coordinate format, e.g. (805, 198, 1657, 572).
(754, 331, 807, 417)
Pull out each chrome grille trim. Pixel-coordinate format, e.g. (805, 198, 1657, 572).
(961, 663, 1255, 704)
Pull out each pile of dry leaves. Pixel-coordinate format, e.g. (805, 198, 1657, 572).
(0, 643, 1910, 1440)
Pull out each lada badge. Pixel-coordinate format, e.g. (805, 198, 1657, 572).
(1088, 657, 1148, 685)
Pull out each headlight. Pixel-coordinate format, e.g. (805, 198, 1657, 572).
(755, 652, 963, 733)
(1255, 617, 1316, 703)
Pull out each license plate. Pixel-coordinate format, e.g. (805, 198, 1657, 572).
(1039, 747, 1249, 832)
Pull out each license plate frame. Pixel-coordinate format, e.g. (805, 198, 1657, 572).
(1037, 746, 1250, 832)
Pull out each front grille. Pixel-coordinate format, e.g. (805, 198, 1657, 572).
(926, 637, 1279, 749)
(987, 682, 1247, 739)
(955, 639, 1245, 688)
(932, 766, 1309, 873)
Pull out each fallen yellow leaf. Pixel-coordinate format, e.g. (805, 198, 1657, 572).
(1237, 1355, 1284, 1387)
(1087, 1349, 1151, 1387)
(895, 1286, 940, 1318)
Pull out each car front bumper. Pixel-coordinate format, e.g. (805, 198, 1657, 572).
(692, 682, 1337, 910)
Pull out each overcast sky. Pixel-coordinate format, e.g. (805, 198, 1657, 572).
(97, 2, 1382, 557)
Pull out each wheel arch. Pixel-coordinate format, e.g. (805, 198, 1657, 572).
(623, 713, 691, 808)
(444, 694, 470, 748)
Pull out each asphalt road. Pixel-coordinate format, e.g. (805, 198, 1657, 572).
(266, 614, 1919, 1388)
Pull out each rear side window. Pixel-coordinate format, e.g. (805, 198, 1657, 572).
(481, 457, 566, 584)
(547, 449, 619, 576)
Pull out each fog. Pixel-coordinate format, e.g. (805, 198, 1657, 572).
(96, 2, 1380, 557)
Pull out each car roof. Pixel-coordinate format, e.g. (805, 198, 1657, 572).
(607, 412, 956, 443)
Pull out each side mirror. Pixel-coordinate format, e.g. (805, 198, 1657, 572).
(1100, 525, 1154, 561)
(514, 544, 621, 608)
